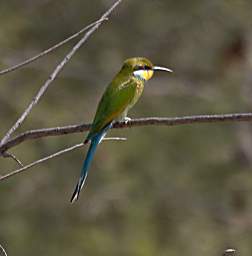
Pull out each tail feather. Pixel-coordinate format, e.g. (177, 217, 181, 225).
(70, 122, 113, 203)
(70, 137, 100, 203)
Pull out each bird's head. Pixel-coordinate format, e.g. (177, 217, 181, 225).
(122, 57, 173, 81)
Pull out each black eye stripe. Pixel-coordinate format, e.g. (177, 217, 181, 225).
(134, 65, 151, 71)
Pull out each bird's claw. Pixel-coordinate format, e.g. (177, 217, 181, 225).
(123, 117, 131, 124)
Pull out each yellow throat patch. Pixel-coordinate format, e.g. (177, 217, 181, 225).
(133, 69, 154, 81)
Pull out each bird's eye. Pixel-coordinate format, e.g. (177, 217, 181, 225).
(144, 65, 151, 70)
(134, 65, 151, 71)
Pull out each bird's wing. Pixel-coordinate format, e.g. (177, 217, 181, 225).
(86, 77, 137, 142)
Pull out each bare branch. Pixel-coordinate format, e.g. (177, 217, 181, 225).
(223, 249, 236, 256)
(0, 113, 252, 154)
(0, 243, 7, 256)
(0, 137, 125, 182)
(2, 152, 24, 167)
(0, 0, 123, 147)
(0, 112, 251, 181)
(104, 137, 127, 141)
(0, 143, 84, 182)
(0, 18, 107, 76)
(0, 124, 90, 154)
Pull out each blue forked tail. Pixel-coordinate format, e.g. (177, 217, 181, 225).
(70, 123, 112, 203)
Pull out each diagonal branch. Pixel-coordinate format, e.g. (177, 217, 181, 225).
(0, 18, 107, 76)
(0, 113, 252, 155)
(2, 152, 24, 167)
(0, 137, 126, 182)
(0, 0, 123, 147)
(0, 243, 7, 256)
(0, 143, 85, 182)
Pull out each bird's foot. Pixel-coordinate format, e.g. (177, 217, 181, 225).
(123, 117, 131, 124)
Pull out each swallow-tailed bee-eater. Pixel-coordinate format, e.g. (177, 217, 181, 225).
(71, 57, 172, 203)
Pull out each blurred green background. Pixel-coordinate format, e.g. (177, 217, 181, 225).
(1, 0, 252, 255)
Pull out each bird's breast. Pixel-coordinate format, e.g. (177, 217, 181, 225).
(128, 80, 144, 108)
(136, 81, 144, 95)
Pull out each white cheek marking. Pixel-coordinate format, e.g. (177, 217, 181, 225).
(133, 70, 146, 81)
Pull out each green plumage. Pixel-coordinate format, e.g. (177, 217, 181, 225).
(71, 57, 172, 202)
(85, 57, 153, 143)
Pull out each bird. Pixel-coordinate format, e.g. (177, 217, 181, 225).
(70, 57, 172, 203)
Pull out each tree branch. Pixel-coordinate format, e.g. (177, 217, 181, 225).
(0, 18, 107, 76)
(0, 143, 84, 182)
(2, 152, 24, 167)
(0, 243, 7, 256)
(223, 249, 236, 256)
(0, 112, 252, 181)
(0, 113, 252, 155)
(0, 0, 123, 147)
(0, 137, 126, 182)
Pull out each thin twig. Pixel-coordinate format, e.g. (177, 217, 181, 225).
(104, 137, 127, 141)
(0, 113, 252, 154)
(0, 0, 123, 147)
(0, 137, 126, 182)
(223, 249, 236, 256)
(2, 152, 24, 167)
(0, 143, 84, 181)
(0, 243, 7, 256)
(0, 18, 107, 76)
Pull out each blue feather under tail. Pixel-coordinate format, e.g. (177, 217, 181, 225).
(70, 123, 112, 203)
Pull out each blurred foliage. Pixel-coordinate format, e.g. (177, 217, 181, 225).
(1, 0, 252, 255)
